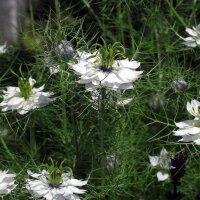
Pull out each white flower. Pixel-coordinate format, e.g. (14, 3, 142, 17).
(181, 24, 200, 47)
(90, 89, 133, 110)
(149, 148, 171, 181)
(174, 99, 200, 145)
(26, 170, 87, 200)
(0, 77, 54, 115)
(72, 51, 143, 91)
(0, 171, 16, 195)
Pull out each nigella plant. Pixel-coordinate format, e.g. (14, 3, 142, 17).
(72, 39, 143, 184)
(72, 40, 143, 91)
(26, 161, 87, 200)
(0, 77, 54, 115)
(166, 148, 189, 200)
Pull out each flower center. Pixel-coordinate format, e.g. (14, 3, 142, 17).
(48, 167, 62, 189)
(99, 65, 113, 73)
(18, 79, 32, 99)
(96, 39, 125, 70)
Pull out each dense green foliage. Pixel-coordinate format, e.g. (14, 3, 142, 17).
(0, 0, 200, 199)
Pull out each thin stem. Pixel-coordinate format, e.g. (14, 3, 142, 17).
(30, 122, 37, 158)
(61, 73, 68, 144)
(98, 88, 106, 185)
(0, 137, 15, 162)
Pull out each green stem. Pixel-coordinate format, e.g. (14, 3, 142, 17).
(98, 88, 106, 185)
(166, 0, 186, 27)
(1, 138, 15, 162)
(61, 73, 68, 144)
(30, 122, 37, 158)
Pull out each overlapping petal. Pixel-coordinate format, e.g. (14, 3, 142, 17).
(26, 170, 87, 200)
(174, 99, 200, 145)
(72, 51, 142, 91)
(0, 78, 54, 115)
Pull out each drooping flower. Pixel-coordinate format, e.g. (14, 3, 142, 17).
(181, 24, 200, 47)
(0, 171, 16, 195)
(173, 99, 200, 145)
(72, 42, 142, 91)
(0, 42, 7, 54)
(26, 169, 87, 200)
(0, 77, 54, 115)
(149, 148, 171, 181)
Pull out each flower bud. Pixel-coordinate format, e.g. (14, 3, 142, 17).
(51, 40, 74, 60)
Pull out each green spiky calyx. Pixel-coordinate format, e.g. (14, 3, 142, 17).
(99, 39, 125, 69)
(48, 165, 63, 188)
(18, 78, 32, 99)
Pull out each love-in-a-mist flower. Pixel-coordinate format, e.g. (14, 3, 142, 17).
(0, 42, 7, 54)
(149, 148, 171, 181)
(0, 171, 16, 195)
(0, 77, 54, 115)
(72, 42, 143, 91)
(181, 24, 200, 47)
(26, 167, 87, 200)
(174, 99, 200, 145)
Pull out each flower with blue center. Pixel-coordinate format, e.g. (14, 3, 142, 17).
(174, 99, 200, 145)
(26, 169, 87, 200)
(0, 77, 54, 115)
(72, 42, 142, 91)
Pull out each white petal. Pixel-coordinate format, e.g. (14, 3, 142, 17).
(68, 179, 87, 187)
(116, 59, 141, 69)
(185, 27, 198, 36)
(29, 77, 36, 87)
(149, 156, 159, 166)
(156, 171, 169, 181)
(173, 127, 200, 136)
(175, 120, 199, 128)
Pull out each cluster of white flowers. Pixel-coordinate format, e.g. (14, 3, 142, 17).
(149, 148, 171, 181)
(174, 99, 200, 145)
